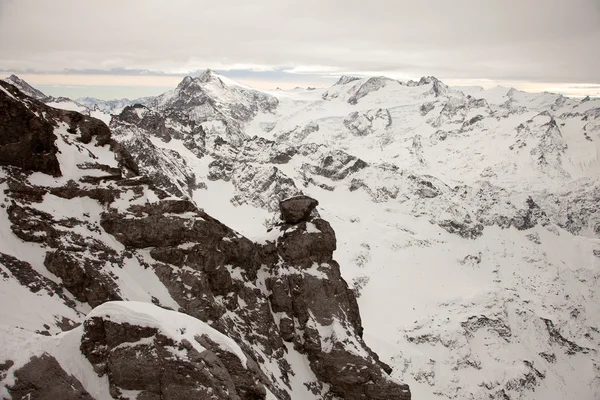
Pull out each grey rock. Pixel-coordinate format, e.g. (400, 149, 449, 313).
(7, 353, 93, 400)
(279, 195, 319, 224)
(348, 77, 393, 105)
(343, 108, 392, 136)
(420, 102, 435, 116)
(80, 317, 268, 400)
(0, 83, 411, 400)
(44, 250, 121, 308)
(438, 220, 484, 239)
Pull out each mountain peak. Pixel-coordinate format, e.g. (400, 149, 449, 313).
(4, 74, 48, 100)
(417, 76, 441, 85)
(335, 75, 361, 86)
(198, 69, 219, 83)
(181, 75, 195, 85)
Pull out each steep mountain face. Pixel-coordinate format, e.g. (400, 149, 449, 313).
(0, 80, 409, 399)
(4, 74, 49, 101)
(2, 70, 600, 400)
(149, 70, 278, 146)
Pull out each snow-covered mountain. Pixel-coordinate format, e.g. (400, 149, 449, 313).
(3, 74, 49, 101)
(149, 69, 278, 146)
(2, 75, 115, 124)
(76, 96, 154, 115)
(1, 69, 599, 400)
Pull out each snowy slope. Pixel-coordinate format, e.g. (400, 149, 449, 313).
(104, 70, 600, 399)
(77, 96, 154, 115)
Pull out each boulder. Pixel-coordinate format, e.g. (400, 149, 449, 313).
(279, 195, 319, 223)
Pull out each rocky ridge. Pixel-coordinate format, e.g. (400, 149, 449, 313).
(0, 80, 410, 399)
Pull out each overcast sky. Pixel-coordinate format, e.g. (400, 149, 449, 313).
(1, 0, 599, 99)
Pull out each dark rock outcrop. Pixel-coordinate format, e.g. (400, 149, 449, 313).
(7, 353, 93, 400)
(344, 108, 392, 136)
(44, 250, 121, 308)
(438, 220, 484, 239)
(0, 80, 135, 179)
(279, 195, 319, 223)
(263, 201, 411, 400)
(0, 82, 61, 176)
(80, 312, 268, 400)
(0, 252, 78, 311)
(299, 146, 368, 181)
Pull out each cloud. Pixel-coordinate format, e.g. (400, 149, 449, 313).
(0, 0, 598, 84)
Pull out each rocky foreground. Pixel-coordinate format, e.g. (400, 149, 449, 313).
(0, 81, 410, 399)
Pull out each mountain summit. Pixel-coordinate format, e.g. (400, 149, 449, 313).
(4, 74, 48, 100)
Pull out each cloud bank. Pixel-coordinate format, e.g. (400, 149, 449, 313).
(1, 0, 598, 98)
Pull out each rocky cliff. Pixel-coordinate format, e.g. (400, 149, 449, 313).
(0, 80, 410, 399)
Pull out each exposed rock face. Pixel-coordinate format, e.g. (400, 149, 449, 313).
(321, 76, 396, 104)
(299, 146, 369, 181)
(334, 75, 361, 86)
(149, 70, 278, 147)
(512, 112, 569, 178)
(265, 203, 411, 400)
(0, 82, 61, 176)
(7, 354, 94, 400)
(230, 164, 301, 212)
(77, 96, 154, 115)
(6, 70, 599, 400)
(344, 108, 392, 136)
(0, 252, 78, 313)
(279, 195, 319, 223)
(348, 77, 393, 105)
(420, 101, 435, 116)
(276, 121, 320, 143)
(110, 105, 206, 198)
(79, 303, 268, 400)
(4, 74, 49, 101)
(44, 249, 120, 308)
